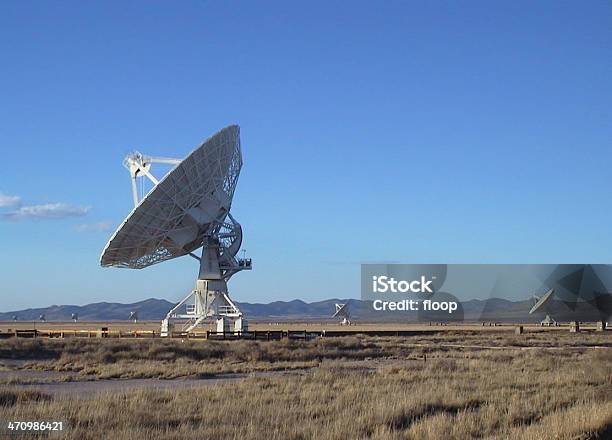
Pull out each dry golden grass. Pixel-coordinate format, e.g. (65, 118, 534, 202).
(0, 331, 606, 381)
(0, 332, 611, 439)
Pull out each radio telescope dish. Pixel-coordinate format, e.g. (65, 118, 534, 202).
(71, 313, 78, 322)
(101, 125, 242, 269)
(529, 288, 555, 314)
(101, 125, 252, 336)
(333, 303, 351, 325)
(530, 288, 556, 326)
(129, 311, 138, 322)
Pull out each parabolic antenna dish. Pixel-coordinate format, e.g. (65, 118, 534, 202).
(529, 288, 555, 314)
(333, 303, 349, 318)
(333, 303, 351, 325)
(101, 125, 242, 269)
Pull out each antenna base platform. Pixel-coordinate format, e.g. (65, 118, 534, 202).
(160, 278, 246, 337)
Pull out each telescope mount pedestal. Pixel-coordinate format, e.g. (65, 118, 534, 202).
(160, 236, 250, 337)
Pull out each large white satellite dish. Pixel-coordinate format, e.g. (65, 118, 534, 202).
(101, 125, 252, 335)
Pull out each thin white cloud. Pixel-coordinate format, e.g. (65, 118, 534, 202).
(75, 221, 113, 233)
(3, 203, 91, 221)
(0, 192, 21, 208)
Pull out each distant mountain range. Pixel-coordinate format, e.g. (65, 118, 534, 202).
(0, 298, 176, 322)
(0, 297, 541, 322)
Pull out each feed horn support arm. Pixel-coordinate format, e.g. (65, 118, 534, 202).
(124, 152, 181, 207)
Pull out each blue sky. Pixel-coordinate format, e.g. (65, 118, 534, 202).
(1, 1, 611, 310)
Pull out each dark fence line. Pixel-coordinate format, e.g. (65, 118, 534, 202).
(0, 328, 445, 340)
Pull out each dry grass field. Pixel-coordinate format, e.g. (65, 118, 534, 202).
(0, 331, 610, 439)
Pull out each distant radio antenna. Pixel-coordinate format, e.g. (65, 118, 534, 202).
(333, 303, 351, 325)
(529, 288, 556, 326)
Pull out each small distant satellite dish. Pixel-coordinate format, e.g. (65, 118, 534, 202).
(129, 311, 138, 322)
(71, 313, 78, 322)
(530, 288, 556, 326)
(333, 303, 351, 325)
(101, 125, 252, 336)
(39, 314, 46, 322)
(529, 288, 555, 314)
(12, 315, 17, 322)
